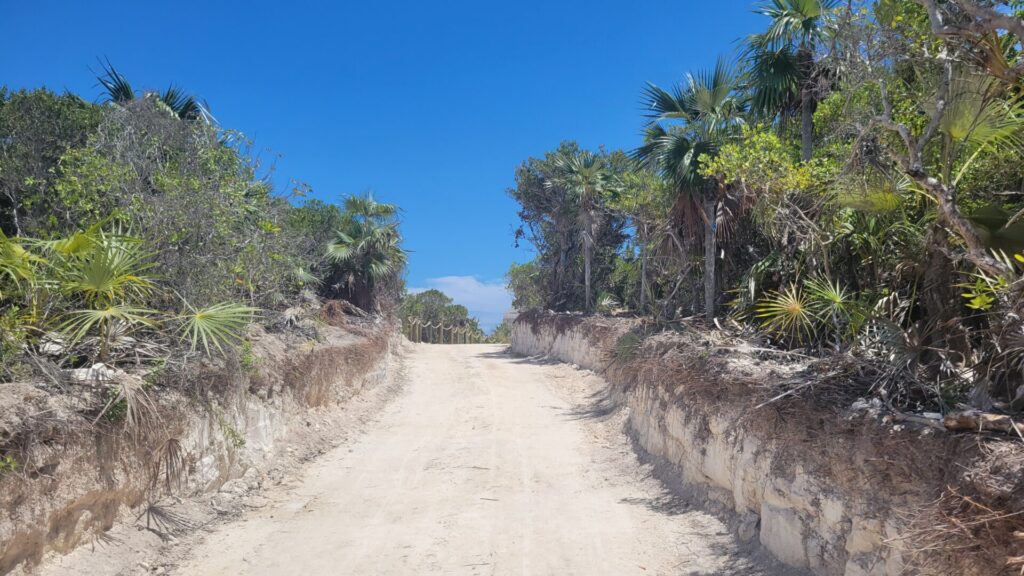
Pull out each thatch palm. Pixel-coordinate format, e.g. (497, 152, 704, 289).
(547, 151, 613, 311)
(45, 227, 158, 361)
(326, 194, 407, 311)
(744, 0, 837, 161)
(636, 58, 746, 320)
(97, 60, 211, 122)
(33, 223, 255, 361)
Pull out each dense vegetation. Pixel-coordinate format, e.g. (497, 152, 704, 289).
(0, 64, 407, 385)
(507, 0, 1024, 412)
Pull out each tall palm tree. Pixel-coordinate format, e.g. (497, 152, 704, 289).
(96, 60, 212, 122)
(743, 0, 837, 161)
(636, 58, 747, 321)
(547, 151, 613, 311)
(325, 194, 407, 311)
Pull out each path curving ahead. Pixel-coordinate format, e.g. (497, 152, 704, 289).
(176, 344, 784, 576)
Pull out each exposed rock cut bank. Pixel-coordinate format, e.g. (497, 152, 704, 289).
(512, 312, 1022, 576)
(1, 318, 402, 575)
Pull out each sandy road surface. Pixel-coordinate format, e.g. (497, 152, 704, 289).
(166, 344, 781, 576)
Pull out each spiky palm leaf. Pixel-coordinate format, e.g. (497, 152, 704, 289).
(343, 193, 398, 223)
(549, 151, 612, 206)
(326, 194, 407, 290)
(756, 283, 817, 343)
(805, 275, 869, 338)
(157, 85, 209, 121)
(291, 266, 322, 287)
(742, 0, 836, 135)
(97, 60, 135, 104)
(639, 57, 746, 190)
(178, 301, 258, 356)
(96, 61, 211, 122)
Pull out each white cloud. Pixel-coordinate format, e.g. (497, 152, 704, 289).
(408, 276, 512, 332)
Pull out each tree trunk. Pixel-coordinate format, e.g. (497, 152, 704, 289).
(583, 233, 592, 312)
(704, 198, 717, 322)
(801, 90, 814, 162)
(920, 175, 1010, 278)
(798, 46, 815, 162)
(920, 225, 977, 399)
(639, 225, 648, 313)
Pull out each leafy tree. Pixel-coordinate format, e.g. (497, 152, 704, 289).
(605, 170, 672, 313)
(0, 69, 409, 387)
(500, 0, 1024, 415)
(487, 319, 512, 344)
(506, 260, 545, 310)
(0, 88, 101, 235)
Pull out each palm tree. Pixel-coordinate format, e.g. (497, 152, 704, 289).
(636, 58, 747, 321)
(743, 0, 837, 161)
(325, 194, 407, 312)
(547, 151, 613, 311)
(97, 60, 212, 122)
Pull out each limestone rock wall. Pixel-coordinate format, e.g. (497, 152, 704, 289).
(0, 322, 401, 574)
(512, 314, 933, 576)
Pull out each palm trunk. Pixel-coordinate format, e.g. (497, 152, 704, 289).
(99, 317, 113, 363)
(583, 234, 592, 312)
(798, 46, 815, 162)
(704, 197, 716, 322)
(801, 90, 814, 162)
(639, 224, 648, 313)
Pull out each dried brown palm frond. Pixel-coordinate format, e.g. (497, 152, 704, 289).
(93, 373, 159, 439)
(148, 437, 185, 495)
(136, 500, 194, 541)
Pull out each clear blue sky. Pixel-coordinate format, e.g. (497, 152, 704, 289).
(1, 1, 764, 329)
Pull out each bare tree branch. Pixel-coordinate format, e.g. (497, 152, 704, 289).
(915, 0, 1024, 82)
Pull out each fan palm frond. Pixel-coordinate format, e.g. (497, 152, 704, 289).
(58, 232, 156, 305)
(755, 0, 838, 49)
(743, 37, 802, 117)
(60, 305, 157, 345)
(177, 301, 258, 356)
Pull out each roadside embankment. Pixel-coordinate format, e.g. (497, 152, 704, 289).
(512, 311, 1023, 576)
(0, 309, 402, 574)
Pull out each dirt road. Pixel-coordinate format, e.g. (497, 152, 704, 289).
(166, 344, 784, 576)
(24, 343, 787, 576)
